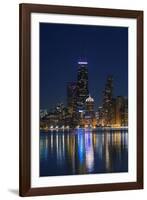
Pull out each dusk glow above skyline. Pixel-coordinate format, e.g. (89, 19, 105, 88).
(40, 23, 128, 110)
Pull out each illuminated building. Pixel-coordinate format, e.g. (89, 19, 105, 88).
(97, 76, 128, 127)
(115, 96, 128, 127)
(40, 112, 59, 130)
(83, 95, 97, 128)
(101, 75, 114, 126)
(76, 61, 89, 112)
(40, 59, 128, 129)
(115, 96, 123, 126)
(67, 82, 77, 115)
(40, 109, 48, 119)
(97, 106, 104, 126)
(67, 82, 79, 127)
(85, 95, 94, 118)
(111, 98, 117, 126)
(123, 97, 128, 126)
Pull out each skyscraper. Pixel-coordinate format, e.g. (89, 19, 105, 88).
(123, 97, 128, 126)
(85, 95, 95, 118)
(116, 96, 128, 127)
(76, 61, 89, 112)
(102, 75, 114, 126)
(83, 95, 97, 128)
(67, 82, 77, 115)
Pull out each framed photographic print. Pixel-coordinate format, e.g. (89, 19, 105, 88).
(19, 3, 143, 196)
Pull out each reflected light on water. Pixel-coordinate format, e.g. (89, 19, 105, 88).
(40, 129, 128, 176)
(77, 132, 85, 164)
(50, 133, 53, 151)
(105, 133, 111, 171)
(85, 132, 94, 172)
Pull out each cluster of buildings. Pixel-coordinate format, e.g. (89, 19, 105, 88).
(97, 76, 128, 127)
(40, 60, 128, 130)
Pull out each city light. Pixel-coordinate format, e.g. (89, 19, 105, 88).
(78, 61, 88, 65)
(40, 59, 128, 131)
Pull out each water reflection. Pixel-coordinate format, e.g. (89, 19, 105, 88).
(40, 129, 128, 176)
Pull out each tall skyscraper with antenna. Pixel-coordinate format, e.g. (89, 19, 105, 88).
(76, 60, 89, 112)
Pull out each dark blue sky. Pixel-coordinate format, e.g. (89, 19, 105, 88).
(40, 23, 128, 110)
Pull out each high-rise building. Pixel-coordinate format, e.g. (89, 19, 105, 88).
(67, 82, 77, 115)
(83, 95, 95, 128)
(97, 106, 104, 126)
(85, 95, 95, 118)
(115, 96, 128, 127)
(76, 61, 89, 112)
(123, 97, 128, 126)
(102, 75, 114, 126)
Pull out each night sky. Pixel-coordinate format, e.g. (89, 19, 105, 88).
(40, 23, 128, 110)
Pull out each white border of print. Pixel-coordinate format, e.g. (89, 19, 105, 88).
(31, 13, 137, 188)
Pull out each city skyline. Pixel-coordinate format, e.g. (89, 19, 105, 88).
(40, 23, 128, 110)
(39, 22, 129, 177)
(40, 60, 128, 129)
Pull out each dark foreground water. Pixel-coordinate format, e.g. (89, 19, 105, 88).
(40, 129, 128, 176)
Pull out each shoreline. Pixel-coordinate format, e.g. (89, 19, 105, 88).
(40, 126, 128, 133)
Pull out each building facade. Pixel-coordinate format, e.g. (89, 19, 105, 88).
(76, 61, 89, 112)
(102, 76, 114, 126)
(40, 59, 128, 130)
(67, 82, 77, 115)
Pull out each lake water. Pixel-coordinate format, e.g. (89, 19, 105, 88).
(40, 129, 128, 176)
